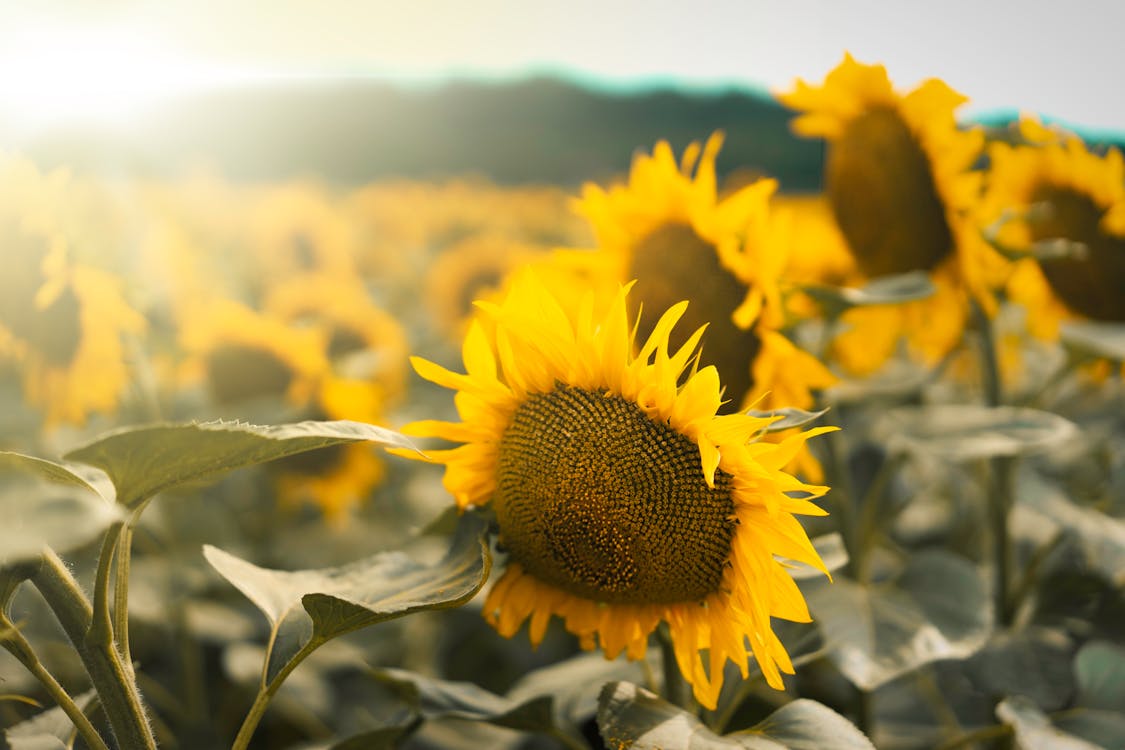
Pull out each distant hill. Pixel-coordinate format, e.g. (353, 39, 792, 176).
(11, 76, 826, 190)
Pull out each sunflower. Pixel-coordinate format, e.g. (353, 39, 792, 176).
(178, 298, 328, 410)
(982, 117, 1125, 339)
(402, 271, 834, 709)
(0, 218, 144, 427)
(778, 55, 992, 373)
(570, 132, 834, 414)
(421, 234, 546, 338)
(264, 271, 410, 403)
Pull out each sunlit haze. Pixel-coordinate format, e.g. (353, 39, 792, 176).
(1, 0, 1121, 133)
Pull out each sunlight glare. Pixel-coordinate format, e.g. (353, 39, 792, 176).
(0, 24, 246, 130)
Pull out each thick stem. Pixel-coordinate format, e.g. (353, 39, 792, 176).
(114, 522, 135, 671)
(972, 300, 1002, 409)
(1, 612, 111, 750)
(854, 453, 904, 585)
(32, 549, 157, 750)
(822, 431, 860, 580)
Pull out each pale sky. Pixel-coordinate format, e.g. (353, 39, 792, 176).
(0, 0, 1121, 133)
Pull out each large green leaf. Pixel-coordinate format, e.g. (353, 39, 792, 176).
(802, 271, 936, 314)
(204, 512, 490, 685)
(65, 419, 416, 507)
(965, 628, 1075, 711)
(805, 550, 991, 691)
(877, 405, 1077, 461)
(1074, 640, 1125, 711)
(1017, 472, 1125, 585)
(370, 667, 557, 734)
(0, 452, 123, 566)
(508, 651, 655, 729)
(996, 696, 1103, 750)
(4, 689, 97, 750)
(596, 682, 874, 749)
(1061, 321, 1125, 363)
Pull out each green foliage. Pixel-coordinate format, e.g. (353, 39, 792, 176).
(204, 512, 490, 685)
(1061, 321, 1125, 363)
(0, 451, 123, 566)
(805, 550, 991, 691)
(596, 681, 875, 749)
(3, 690, 97, 750)
(801, 271, 936, 318)
(876, 405, 1078, 461)
(64, 419, 415, 508)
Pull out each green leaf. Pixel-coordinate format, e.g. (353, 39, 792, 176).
(744, 407, 830, 433)
(324, 719, 421, 750)
(508, 651, 656, 728)
(1017, 472, 1125, 585)
(802, 271, 936, 315)
(1060, 321, 1125, 363)
(965, 628, 1075, 711)
(1074, 640, 1125, 711)
(805, 550, 991, 691)
(370, 667, 558, 734)
(877, 405, 1077, 461)
(204, 512, 490, 685)
(0, 453, 124, 567)
(65, 419, 416, 508)
(996, 696, 1103, 750)
(4, 689, 97, 750)
(596, 682, 874, 749)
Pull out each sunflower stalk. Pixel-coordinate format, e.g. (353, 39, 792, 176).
(0, 610, 111, 750)
(972, 300, 1017, 627)
(31, 547, 158, 750)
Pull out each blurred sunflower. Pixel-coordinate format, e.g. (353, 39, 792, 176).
(423, 234, 544, 338)
(778, 54, 992, 373)
(0, 219, 144, 427)
(178, 298, 327, 409)
(241, 183, 358, 298)
(402, 272, 834, 709)
(570, 132, 834, 413)
(264, 271, 410, 403)
(982, 117, 1125, 339)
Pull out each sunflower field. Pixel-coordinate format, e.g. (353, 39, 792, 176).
(2, 55, 1125, 750)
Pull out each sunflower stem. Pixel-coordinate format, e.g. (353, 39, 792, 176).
(31, 548, 157, 750)
(230, 636, 323, 750)
(0, 610, 111, 750)
(655, 624, 690, 711)
(972, 300, 1017, 627)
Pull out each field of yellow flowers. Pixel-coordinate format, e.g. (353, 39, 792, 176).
(2, 56, 1124, 750)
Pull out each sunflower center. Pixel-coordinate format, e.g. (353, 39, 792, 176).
(629, 222, 761, 409)
(495, 385, 736, 605)
(206, 345, 294, 404)
(1028, 185, 1125, 321)
(827, 106, 953, 277)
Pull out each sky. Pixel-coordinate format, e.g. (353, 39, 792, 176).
(0, 0, 1121, 134)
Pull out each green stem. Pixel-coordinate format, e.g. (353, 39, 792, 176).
(822, 430, 860, 579)
(31, 549, 157, 750)
(655, 624, 690, 711)
(0, 612, 111, 750)
(973, 300, 1002, 409)
(114, 522, 135, 671)
(854, 453, 904, 585)
(230, 637, 323, 750)
(1006, 531, 1066, 624)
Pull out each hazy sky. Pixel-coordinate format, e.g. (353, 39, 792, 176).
(1, 0, 1121, 132)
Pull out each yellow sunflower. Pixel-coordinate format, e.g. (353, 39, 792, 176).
(178, 298, 328, 409)
(264, 271, 410, 403)
(0, 219, 144, 427)
(982, 117, 1125, 339)
(402, 271, 834, 709)
(778, 54, 992, 372)
(423, 234, 546, 339)
(571, 132, 835, 414)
